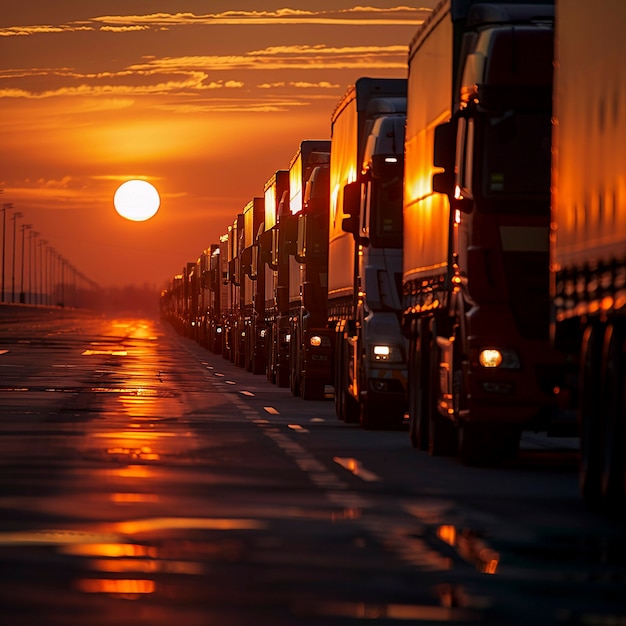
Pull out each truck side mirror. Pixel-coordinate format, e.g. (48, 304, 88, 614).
(341, 181, 361, 235)
(281, 213, 298, 256)
(432, 120, 457, 196)
(241, 246, 255, 279)
(276, 285, 289, 314)
(228, 258, 240, 286)
(295, 214, 307, 263)
(258, 229, 273, 266)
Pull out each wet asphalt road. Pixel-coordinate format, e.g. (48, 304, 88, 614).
(0, 305, 625, 626)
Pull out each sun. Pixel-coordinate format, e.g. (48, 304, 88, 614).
(114, 180, 160, 222)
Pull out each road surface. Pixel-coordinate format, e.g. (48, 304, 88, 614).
(0, 305, 624, 625)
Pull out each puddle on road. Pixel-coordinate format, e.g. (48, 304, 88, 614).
(437, 525, 499, 574)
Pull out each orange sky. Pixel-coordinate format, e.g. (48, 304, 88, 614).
(1, 3, 434, 290)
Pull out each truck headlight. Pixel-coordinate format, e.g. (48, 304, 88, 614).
(478, 348, 520, 369)
(370, 344, 403, 363)
(309, 335, 331, 347)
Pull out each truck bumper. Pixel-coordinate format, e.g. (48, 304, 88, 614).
(463, 351, 567, 429)
(363, 365, 407, 410)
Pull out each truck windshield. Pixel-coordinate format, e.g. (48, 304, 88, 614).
(481, 111, 551, 203)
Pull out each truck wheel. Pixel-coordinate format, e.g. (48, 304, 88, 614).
(601, 323, 626, 509)
(408, 336, 420, 446)
(341, 388, 360, 424)
(580, 323, 606, 507)
(428, 340, 457, 456)
(290, 368, 301, 396)
(458, 423, 488, 465)
(360, 400, 379, 430)
(335, 337, 358, 423)
(409, 325, 431, 448)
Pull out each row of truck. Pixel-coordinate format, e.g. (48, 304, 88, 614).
(161, 0, 626, 510)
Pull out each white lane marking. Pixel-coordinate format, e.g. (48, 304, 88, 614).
(264, 406, 279, 415)
(240, 391, 254, 397)
(288, 424, 309, 434)
(214, 373, 224, 377)
(225, 380, 236, 385)
(333, 457, 381, 482)
(0, 350, 9, 356)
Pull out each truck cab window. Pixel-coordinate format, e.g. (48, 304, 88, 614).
(371, 172, 403, 248)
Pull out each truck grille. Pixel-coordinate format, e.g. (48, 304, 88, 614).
(503, 251, 550, 340)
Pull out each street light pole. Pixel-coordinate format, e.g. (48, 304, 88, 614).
(47, 246, 52, 306)
(30, 231, 38, 305)
(1, 202, 14, 303)
(11, 210, 23, 303)
(20, 223, 31, 304)
(39, 239, 47, 306)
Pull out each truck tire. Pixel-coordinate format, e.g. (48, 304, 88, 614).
(408, 335, 420, 446)
(334, 335, 358, 422)
(340, 388, 359, 423)
(290, 364, 301, 396)
(428, 339, 457, 456)
(359, 360, 378, 430)
(408, 323, 431, 449)
(580, 323, 606, 507)
(360, 400, 380, 430)
(600, 322, 626, 509)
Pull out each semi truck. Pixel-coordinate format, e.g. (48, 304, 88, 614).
(206, 243, 225, 355)
(262, 170, 291, 387)
(403, 1, 564, 463)
(195, 249, 210, 350)
(225, 213, 244, 365)
(241, 197, 266, 374)
(286, 140, 333, 400)
(329, 77, 408, 429)
(551, 0, 626, 507)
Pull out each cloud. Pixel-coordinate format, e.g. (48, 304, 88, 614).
(0, 24, 93, 37)
(249, 44, 407, 56)
(0, 45, 406, 100)
(0, 6, 431, 37)
(290, 81, 339, 88)
(259, 81, 339, 89)
(90, 7, 430, 27)
(128, 45, 407, 72)
(155, 99, 312, 114)
(99, 25, 150, 33)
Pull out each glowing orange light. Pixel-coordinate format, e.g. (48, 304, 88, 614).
(77, 578, 155, 596)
